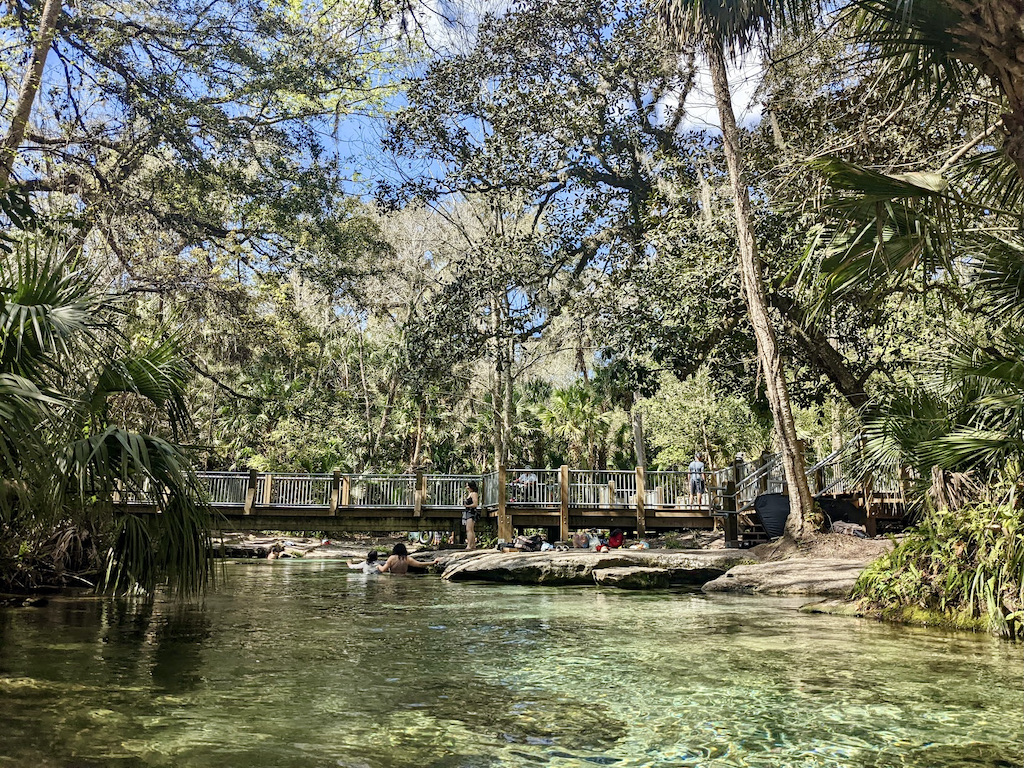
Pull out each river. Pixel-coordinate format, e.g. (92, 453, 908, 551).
(1, 559, 1021, 767)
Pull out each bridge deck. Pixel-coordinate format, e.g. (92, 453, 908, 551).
(126, 502, 717, 534)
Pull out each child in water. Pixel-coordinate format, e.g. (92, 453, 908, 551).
(348, 550, 381, 574)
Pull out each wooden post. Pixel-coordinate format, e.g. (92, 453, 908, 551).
(413, 470, 424, 518)
(559, 464, 570, 543)
(497, 465, 512, 542)
(814, 464, 825, 497)
(262, 473, 273, 506)
(329, 470, 341, 515)
(732, 455, 745, 509)
(758, 451, 770, 495)
(243, 468, 258, 515)
(635, 466, 646, 538)
(341, 475, 351, 508)
(723, 479, 739, 547)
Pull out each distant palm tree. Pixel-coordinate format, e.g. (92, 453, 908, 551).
(656, 0, 818, 534)
(536, 383, 612, 469)
(1, 236, 211, 595)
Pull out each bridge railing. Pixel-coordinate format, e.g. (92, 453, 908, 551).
(481, 471, 499, 508)
(508, 468, 562, 507)
(645, 470, 702, 510)
(424, 474, 478, 508)
(271, 473, 332, 507)
(350, 474, 416, 507)
(569, 469, 636, 508)
(196, 472, 249, 506)
(136, 449, 906, 519)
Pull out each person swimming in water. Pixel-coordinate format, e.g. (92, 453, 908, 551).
(377, 542, 439, 575)
(348, 550, 381, 574)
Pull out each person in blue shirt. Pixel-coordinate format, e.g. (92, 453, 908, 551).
(688, 453, 706, 506)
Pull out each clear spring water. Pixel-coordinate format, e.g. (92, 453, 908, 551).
(0, 560, 1021, 768)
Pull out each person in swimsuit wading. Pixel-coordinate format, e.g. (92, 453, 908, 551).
(377, 543, 438, 575)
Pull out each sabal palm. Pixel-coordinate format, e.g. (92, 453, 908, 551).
(535, 384, 611, 468)
(656, 0, 818, 534)
(801, 2, 1024, 496)
(0, 237, 210, 595)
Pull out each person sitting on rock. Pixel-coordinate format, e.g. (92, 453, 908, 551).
(378, 543, 439, 575)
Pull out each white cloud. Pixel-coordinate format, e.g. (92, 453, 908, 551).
(657, 51, 765, 133)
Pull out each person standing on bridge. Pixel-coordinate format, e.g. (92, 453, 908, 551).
(463, 481, 480, 549)
(688, 453, 706, 507)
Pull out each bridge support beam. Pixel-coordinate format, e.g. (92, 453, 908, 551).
(414, 470, 424, 519)
(262, 473, 273, 506)
(244, 469, 258, 515)
(330, 470, 341, 515)
(723, 479, 739, 548)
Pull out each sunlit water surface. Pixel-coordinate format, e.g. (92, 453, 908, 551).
(1, 560, 1021, 768)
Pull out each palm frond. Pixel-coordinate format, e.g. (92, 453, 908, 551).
(62, 427, 212, 596)
(92, 334, 194, 436)
(0, 237, 106, 376)
(656, 0, 820, 58)
(966, 234, 1024, 326)
(848, 0, 980, 106)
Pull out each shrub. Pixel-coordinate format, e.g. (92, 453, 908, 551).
(854, 504, 1023, 640)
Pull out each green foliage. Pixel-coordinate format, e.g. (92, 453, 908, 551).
(854, 504, 1024, 640)
(638, 371, 772, 469)
(0, 235, 210, 596)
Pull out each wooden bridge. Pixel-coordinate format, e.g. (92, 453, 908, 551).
(122, 440, 906, 546)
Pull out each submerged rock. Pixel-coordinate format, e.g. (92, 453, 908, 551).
(440, 550, 744, 586)
(593, 566, 671, 589)
(701, 558, 873, 597)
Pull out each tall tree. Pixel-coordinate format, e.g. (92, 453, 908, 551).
(0, 0, 62, 181)
(657, 0, 817, 535)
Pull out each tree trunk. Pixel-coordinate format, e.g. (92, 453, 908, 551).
(705, 35, 815, 536)
(0, 0, 63, 182)
(946, 0, 1024, 179)
(501, 296, 515, 466)
(631, 403, 646, 468)
(490, 296, 506, 470)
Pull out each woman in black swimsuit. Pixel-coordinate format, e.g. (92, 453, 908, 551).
(462, 481, 479, 550)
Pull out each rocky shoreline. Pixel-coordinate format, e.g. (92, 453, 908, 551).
(2, 533, 893, 609)
(211, 531, 894, 600)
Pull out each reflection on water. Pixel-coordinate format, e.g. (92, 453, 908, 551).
(0, 560, 1021, 768)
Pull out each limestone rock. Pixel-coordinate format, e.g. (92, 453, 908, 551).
(701, 558, 873, 597)
(441, 549, 743, 586)
(593, 566, 671, 589)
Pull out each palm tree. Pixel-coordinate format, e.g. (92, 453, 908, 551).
(656, 0, 817, 535)
(1, 236, 211, 595)
(536, 383, 612, 469)
(803, 1, 1024, 507)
